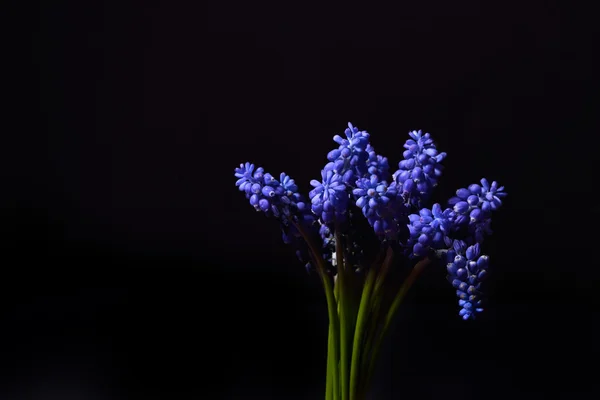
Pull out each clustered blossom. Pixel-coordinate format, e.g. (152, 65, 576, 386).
(439, 179, 504, 319)
(392, 130, 447, 207)
(402, 175, 505, 318)
(235, 162, 317, 270)
(449, 178, 507, 244)
(234, 122, 506, 321)
(324, 122, 372, 183)
(314, 123, 395, 235)
(406, 203, 455, 257)
(353, 176, 403, 239)
(445, 242, 489, 320)
(235, 163, 300, 216)
(309, 170, 349, 224)
(366, 144, 390, 181)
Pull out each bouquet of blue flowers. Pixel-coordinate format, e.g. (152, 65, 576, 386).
(234, 123, 506, 400)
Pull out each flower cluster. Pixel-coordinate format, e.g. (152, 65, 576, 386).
(406, 203, 455, 257)
(449, 178, 507, 244)
(235, 163, 300, 216)
(352, 176, 400, 238)
(445, 242, 489, 320)
(314, 123, 398, 237)
(235, 162, 318, 270)
(324, 122, 372, 184)
(402, 175, 504, 317)
(392, 130, 447, 207)
(309, 169, 349, 224)
(234, 122, 506, 321)
(366, 144, 390, 181)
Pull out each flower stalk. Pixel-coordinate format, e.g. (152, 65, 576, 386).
(326, 321, 335, 400)
(292, 221, 340, 400)
(362, 257, 432, 395)
(348, 262, 377, 400)
(335, 226, 351, 400)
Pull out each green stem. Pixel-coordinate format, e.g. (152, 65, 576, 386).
(359, 288, 383, 392)
(335, 226, 350, 400)
(363, 301, 378, 349)
(357, 246, 394, 397)
(373, 246, 394, 295)
(326, 321, 334, 400)
(348, 264, 378, 400)
(363, 246, 394, 357)
(293, 221, 340, 400)
(362, 257, 431, 396)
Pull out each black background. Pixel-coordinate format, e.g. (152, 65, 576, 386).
(5, 1, 598, 398)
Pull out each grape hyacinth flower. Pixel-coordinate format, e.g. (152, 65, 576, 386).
(392, 130, 447, 207)
(309, 169, 349, 224)
(365, 144, 390, 181)
(324, 122, 371, 182)
(235, 164, 298, 218)
(406, 203, 455, 257)
(352, 175, 400, 239)
(449, 178, 507, 243)
(233, 122, 507, 400)
(235, 162, 318, 270)
(446, 242, 490, 320)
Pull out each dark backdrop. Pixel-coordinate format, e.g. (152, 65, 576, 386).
(5, 1, 598, 398)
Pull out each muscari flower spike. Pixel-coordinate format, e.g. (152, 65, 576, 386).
(315, 123, 398, 234)
(445, 242, 490, 320)
(365, 144, 390, 181)
(236, 165, 302, 217)
(392, 130, 447, 207)
(235, 162, 317, 270)
(324, 122, 378, 184)
(449, 178, 506, 243)
(352, 175, 401, 239)
(309, 169, 349, 224)
(406, 203, 455, 257)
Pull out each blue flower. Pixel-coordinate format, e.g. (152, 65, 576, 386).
(235, 162, 258, 198)
(324, 122, 372, 183)
(406, 203, 455, 256)
(319, 222, 333, 246)
(448, 178, 506, 243)
(445, 243, 489, 320)
(448, 178, 506, 211)
(236, 163, 320, 273)
(331, 122, 370, 155)
(366, 144, 390, 181)
(279, 172, 298, 196)
(392, 130, 446, 207)
(235, 162, 311, 220)
(309, 169, 349, 224)
(352, 175, 401, 238)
